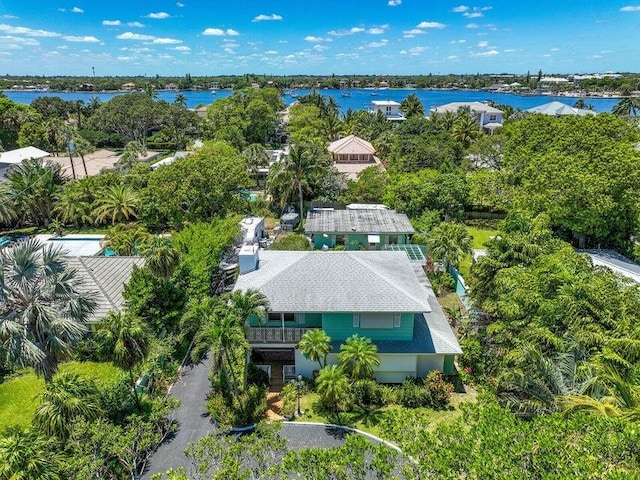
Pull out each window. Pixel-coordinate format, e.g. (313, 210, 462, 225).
(268, 312, 281, 322)
(393, 313, 401, 328)
(268, 312, 296, 322)
(388, 235, 399, 245)
(283, 313, 295, 322)
(360, 313, 394, 329)
(489, 114, 497, 121)
(336, 235, 346, 246)
(353, 313, 360, 328)
(385, 106, 392, 115)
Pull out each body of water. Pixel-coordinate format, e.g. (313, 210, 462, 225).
(2, 88, 620, 114)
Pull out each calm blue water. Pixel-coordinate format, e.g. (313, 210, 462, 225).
(2, 88, 619, 114)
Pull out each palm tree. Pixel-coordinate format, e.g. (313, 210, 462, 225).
(316, 365, 351, 412)
(116, 141, 146, 174)
(0, 182, 16, 225)
(400, 93, 425, 118)
(97, 312, 150, 411)
(612, 97, 640, 119)
(0, 239, 96, 382)
(337, 334, 380, 380)
(104, 224, 150, 256)
(54, 187, 94, 227)
(93, 184, 139, 224)
(72, 135, 93, 178)
(452, 111, 479, 147)
(427, 222, 473, 270)
(298, 329, 331, 370)
(34, 371, 101, 440)
(174, 93, 187, 107)
(321, 116, 343, 142)
(0, 429, 64, 480)
(142, 236, 180, 279)
(267, 145, 327, 220)
(242, 143, 270, 187)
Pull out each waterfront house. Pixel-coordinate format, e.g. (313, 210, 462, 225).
(305, 208, 415, 250)
(0, 146, 50, 179)
(234, 249, 461, 385)
(327, 135, 385, 180)
(430, 101, 503, 133)
(370, 100, 405, 121)
(526, 101, 596, 117)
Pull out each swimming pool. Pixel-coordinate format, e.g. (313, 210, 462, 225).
(36, 234, 105, 256)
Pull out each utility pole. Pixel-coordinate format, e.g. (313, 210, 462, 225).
(92, 66, 95, 78)
(66, 135, 77, 180)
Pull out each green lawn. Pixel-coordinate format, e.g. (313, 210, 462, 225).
(458, 226, 499, 278)
(0, 362, 121, 433)
(293, 387, 478, 439)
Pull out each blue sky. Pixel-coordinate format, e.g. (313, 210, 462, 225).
(0, 1, 638, 76)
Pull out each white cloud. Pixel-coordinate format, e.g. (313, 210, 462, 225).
(305, 35, 331, 42)
(416, 21, 446, 29)
(464, 12, 483, 18)
(153, 37, 182, 44)
(176, 2, 185, 6)
(408, 46, 427, 55)
(172, 45, 190, 51)
(478, 40, 488, 47)
(127, 21, 144, 27)
(453, 5, 469, 12)
(550, 47, 560, 52)
(0, 35, 39, 45)
(466, 23, 479, 28)
(403, 29, 425, 35)
(264, 50, 278, 54)
(71, 7, 83, 13)
(388, 0, 402, 6)
(102, 20, 121, 26)
(116, 32, 155, 40)
(64, 35, 100, 42)
(451, 39, 467, 43)
(226, 29, 239, 36)
(474, 49, 499, 56)
(620, 5, 640, 11)
(328, 27, 365, 36)
(448, 55, 459, 59)
(146, 12, 170, 19)
(252, 13, 283, 22)
(202, 28, 239, 36)
(503, 48, 515, 53)
(368, 25, 388, 34)
(0, 14, 18, 19)
(313, 44, 328, 51)
(0, 24, 60, 37)
(361, 39, 388, 48)
(58, 8, 66, 12)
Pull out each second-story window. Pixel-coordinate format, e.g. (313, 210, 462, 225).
(489, 114, 497, 121)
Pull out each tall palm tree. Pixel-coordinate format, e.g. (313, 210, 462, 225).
(72, 134, 93, 178)
(0, 429, 64, 480)
(93, 184, 139, 224)
(316, 365, 351, 412)
(337, 334, 380, 380)
(452, 111, 479, 147)
(267, 145, 326, 220)
(321, 116, 343, 142)
(0, 239, 96, 382)
(97, 312, 150, 411)
(34, 371, 101, 440)
(0, 182, 16, 225)
(242, 143, 270, 187)
(400, 93, 425, 118)
(427, 222, 473, 270)
(612, 97, 640, 119)
(298, 329, 331, 369)
(104, 224, 150, 256)
(142, 236, 180, 279)
(174, 93, 187, 107)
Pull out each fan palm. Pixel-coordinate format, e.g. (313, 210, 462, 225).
(427, 222, 473, 270)
(0, 428, 65, 480)
(34, 371, 101, 440)
(0, 239, 96, 382)
(93, 184, 139, 224)
(142, 236, 180, 279)
(316, 365, 351, 412)
(337, 334, 380, 380)
(97, 312, 150, 411)
(298, 329, 331, 369)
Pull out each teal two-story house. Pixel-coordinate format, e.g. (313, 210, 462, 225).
(233, 249, 461, 384)
(305, 208, 416, 251)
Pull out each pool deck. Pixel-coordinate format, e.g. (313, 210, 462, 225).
(35, 234, 105, 256)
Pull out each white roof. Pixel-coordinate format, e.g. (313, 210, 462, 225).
(372, 100, 401, 107)
(526, 101, 596, 117)
(0, 146, 50, 165)
(328, 135, 376, 155)
(430, 101, 503, 115)
(233, 250, 433, 313)
(581, 249, 640, 284)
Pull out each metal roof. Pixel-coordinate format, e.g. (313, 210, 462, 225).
(233, 250, 432, 313)
(305, 209, 415, 234)
(372, 100, 401, 106)
(63, 256, 145, 323)
(580, 249, 640, 284)
(430, 101, 503, 115)
(0, 146, 50, 165)
(525, 101, 596, 117)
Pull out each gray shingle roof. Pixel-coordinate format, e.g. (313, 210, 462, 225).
(233, 250, 432, 313)
(580, 249, 640, 284)
(63, 256, 145, 323)
(305, 209, 415, 234)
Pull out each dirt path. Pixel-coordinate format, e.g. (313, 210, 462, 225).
(265, 392, 283, 420)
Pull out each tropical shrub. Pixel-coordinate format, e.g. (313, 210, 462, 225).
(269, 234, 311, 251)
(398, 379, 432, 408)
(280, 382, 298, 418)
(206, 384, 267, 427)
(425, 371, 454, 409)
(459, 334, 485, 377)
(352, 379, 385, 407)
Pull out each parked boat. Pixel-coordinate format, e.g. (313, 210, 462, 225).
(341, 92, 351, 98)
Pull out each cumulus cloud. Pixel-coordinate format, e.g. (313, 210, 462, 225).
(176, 2, 185, 6)
(102, 20, 121, 26)
(361, 39, 388, 48)
(328, 27, 365, 36)
(116, 32, 155, 40)
(63, 35, 99, 42)
(202, 28, 239, 36)
(172, 45, 191, 51)
(474, 49, 499, 56)
(0, 23, 60, 37)
(416, 21, 446, 29)
(252, 14, 283, 22)
(388, 0, 402, 5)
(153, 37, 182, 44)
(620, 5, 640, 10)
(71, 7, 83, 13)
(304, 35, 331, 42)
(127, 21, 144, 27)
(146, 12, 170, 19)
(313, 44, 329, 51)
(478, 40, 488, 47)
(464, 12, 483, 18)
(453, 5, 470, 12)
(368, 25, 388, 34)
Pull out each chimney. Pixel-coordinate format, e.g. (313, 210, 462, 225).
(239, 243, 259, 274)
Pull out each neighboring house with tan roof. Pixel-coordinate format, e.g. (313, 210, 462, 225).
(327, 134, 385, 180)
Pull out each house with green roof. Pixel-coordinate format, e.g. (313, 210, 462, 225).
(305, 208, 415, 250)
(233, 249, 461, 385)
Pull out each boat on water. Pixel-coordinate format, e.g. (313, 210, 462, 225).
(370, 92, 379, 96)
(211, 90, 217, 95)
(341, 92, 352, 98)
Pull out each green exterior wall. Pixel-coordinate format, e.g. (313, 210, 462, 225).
(248, 312, 322, 328)
(321, 312, 414, 341)
(312, 233, 409, 250)
(443, 355, 455, 375)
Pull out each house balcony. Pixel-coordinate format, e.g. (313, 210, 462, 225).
(247, 327, 318, 344)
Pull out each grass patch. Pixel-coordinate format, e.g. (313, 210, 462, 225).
(0, 362, 121, 433)
(457, 226, 499, 278)
(293, 387, 478, 439)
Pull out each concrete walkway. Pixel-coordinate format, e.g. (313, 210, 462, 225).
(142, 354, 213, 479)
